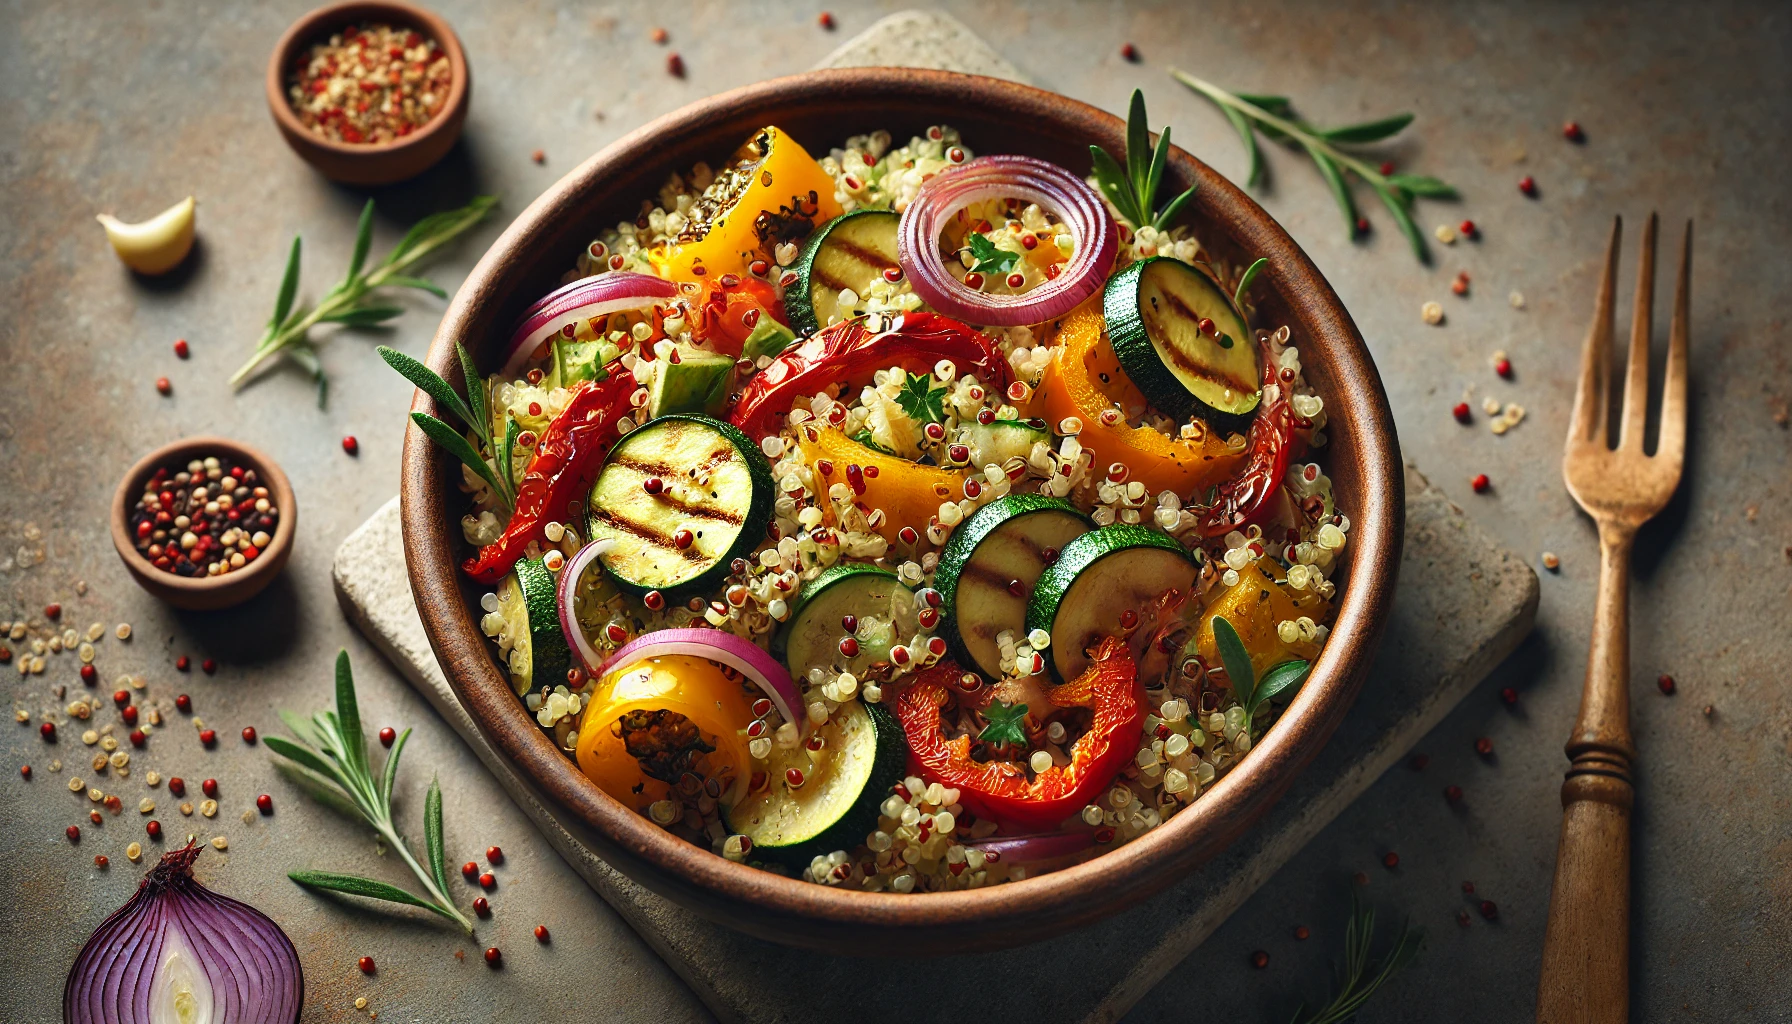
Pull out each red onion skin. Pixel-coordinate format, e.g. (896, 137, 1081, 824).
(501, 272, 677, 376)
(64, 842, 302, 1024)
(897, 155, 1117, 327)
(555, 539, 614, 675)
(600, 627, 804, 735)
(966, 830, 1095, 863)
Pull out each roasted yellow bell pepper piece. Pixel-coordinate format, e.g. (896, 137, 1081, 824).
(798, 425, 968, 544)
(1195, 562, 1330, 682)
(1037, 302, 1244, 500)
(648, 127, 843, 283)
(575, 655, 754, 812)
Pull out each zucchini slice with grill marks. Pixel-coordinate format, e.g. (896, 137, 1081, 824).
(1025, 523, 1199, 682)
(1105, 256, 1260, 434)
(498, 556, 569, 696)
(586, 415, 773, 596)
(786, 209, 902, 333)
(934, 494, 1092, 679)
(776, 564, 914, 683)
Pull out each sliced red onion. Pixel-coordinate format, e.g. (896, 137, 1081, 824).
(897, 155, 1117, 327)
(500, 271, 677, 377)
(65, 841, 302, 1024)
(556, 538, 617, 675)
(601, 628, 804, 734)
(965, 830, 1095, 864)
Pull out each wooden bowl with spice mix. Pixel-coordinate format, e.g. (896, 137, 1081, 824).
(110, 436, 296, 611)
(266, 1, 469, 186)
(400, 69, 1403, 952)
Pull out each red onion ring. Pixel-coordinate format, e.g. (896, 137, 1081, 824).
(600, 628, 805, 734)
(965, 830, 1095, 864)
(65, 841, 303, 1024)
(556, 538, 617, 675)
(897, 155, 1117, 327)
(500, 271, 677, 377)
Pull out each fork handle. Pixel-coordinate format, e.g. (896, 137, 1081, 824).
(1537, 522, 1636, 1024)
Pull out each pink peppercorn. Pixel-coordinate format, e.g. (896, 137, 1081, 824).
(1471, 474, 1491, 494)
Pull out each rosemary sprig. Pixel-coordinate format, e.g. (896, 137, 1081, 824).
(1171, 70, 1458, 262)
(1289, 891, 1421, 1024)
(1089, 89, 1199, 232)
(266, 650, 474, 935)
(377, 344, 516, 514)
(1212, 616, 1311, 727)
(231, 196, 497, 402)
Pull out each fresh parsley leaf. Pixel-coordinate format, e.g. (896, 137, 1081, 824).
(895, 371, 949, 425)
(979, 701, 1030, 749)
(965, 232, 1020, 276)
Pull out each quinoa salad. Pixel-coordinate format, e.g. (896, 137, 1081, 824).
(447, 109, 1346, 893)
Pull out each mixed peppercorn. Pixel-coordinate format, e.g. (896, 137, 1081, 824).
(128, 455, 279, 578)
(286, 23, 452, 145)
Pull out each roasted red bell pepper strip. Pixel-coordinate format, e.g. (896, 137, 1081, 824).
(1194, 337, 1298, 538)
(463, 369, 639, 583)
(729, 311, 1012, 438)
(689, 276, 788, 357)
(895, 637, 1144, 830)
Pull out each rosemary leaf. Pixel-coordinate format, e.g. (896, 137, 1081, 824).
(288, 871, 450, 919)
(1220, 104, 1265, 187)
(425, 776, 450, 897)
(271, 236, 302, 328)
(382, 274, 449, 298)
(1211, 616, 1256, 709)
(1372, 183, 1429, 262)
(1303, 141, 1359, 236)
(377, 346, 476, 433)
(379, 727, 411, 808)
(412, 412, 508, 503)
(316, 304, 405, 326)
(1386, 173, 1459, 199)
(345, 199, 375, 281)
(1289, 892, 1421, 1024)
(1319, 112, 1415, 144)
(1233, 256, 1269, 315)
(457, 341, 488, 443)
(499, 416, 520, 497)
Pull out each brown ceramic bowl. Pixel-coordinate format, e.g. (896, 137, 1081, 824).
(110, 437, 296, 611)
(266, 1, 469, 186)
(400, 69, 1403, 953)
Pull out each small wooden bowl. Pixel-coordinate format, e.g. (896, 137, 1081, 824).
(265, 1, 470, 186)
(402, 69, 1404, 952)
(110, 437, 296, 611)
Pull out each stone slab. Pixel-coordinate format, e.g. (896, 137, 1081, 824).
(333, 458, 1535, 1023)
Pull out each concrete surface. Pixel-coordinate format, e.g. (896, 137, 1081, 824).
(2, 1, 1788, 1022)
(333, 453, 1534, 1023)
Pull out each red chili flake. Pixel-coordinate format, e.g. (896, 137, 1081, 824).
(1495, 357, 1513, 378)
(818, 11, 836, 29)
(176, 655, 190, 672)
(666, 53, 685, 77)
(1479, 899, 1499, 920)
(462, 861, 479, 880)
(146, 820, 162, 839)
(1500, 687, 1519, 706)
(40, 722, 55, 741)
(1453, 402, 1472, 424)
(1383, 851, 1400, 869)
(79, 664, 97, 684)
(1564, 121, 1584, 142)
(199, 729, 216, 746)
(156, 377, 172, 395)
(257, 794, 273, 814)
(486, 846, 504, 865)
(241, 726, 258, 745)
(1445, 784, 1464, 803)
(1093, 826, 1116, 844)
(174, 339, 190, 358)
(1474, 736, 1494, 755)
(1250, 950, 1270, 969)
(1519, 176, 1537, 196)
(341, 435, 359, 456)
(67, 825, 80, 842)
(484, 947, 502, 966)
(168, 777, 185, 796)
(202, 778, 219, 798)
(129, 729, 146, 748)
(479, 872, 496, 890)
(1658, 674, 1676, 695)
(650, 26, 668, 43)
(474, 896, 491, 916)
(1355, 217, 1370, 235)
(379, 726, 396, 747)
(1471, 474, 1491, 494)
(359, 956, 376, 974)
(1378, 160, 1395, 176)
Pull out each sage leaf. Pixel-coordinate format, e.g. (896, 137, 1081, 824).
(288, 871, 439, 913)
(1211, 616, 1256, 709)
(1252, 659, 1312, 709)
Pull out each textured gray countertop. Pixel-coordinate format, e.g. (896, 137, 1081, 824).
(2, 1, 1788, 1021)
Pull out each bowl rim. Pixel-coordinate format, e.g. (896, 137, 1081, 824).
(400, 67, 1403, 947)
(109, 435, 296, 599)
(264, 0, 469, 159)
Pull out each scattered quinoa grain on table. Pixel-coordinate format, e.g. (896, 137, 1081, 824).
(287, 23, 452, 145)
(1422, 301, 1444, 324)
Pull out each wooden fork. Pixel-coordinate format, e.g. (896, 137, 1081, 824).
(1536, 213, 1690, 1024)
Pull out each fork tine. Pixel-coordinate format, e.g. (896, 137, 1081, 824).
(1656, 220, 1692, 463)
(1619, 213, 1658, 450)
(1569, 216, 1622, 446)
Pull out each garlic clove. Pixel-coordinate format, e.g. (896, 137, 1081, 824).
(96, 196, 196, 275)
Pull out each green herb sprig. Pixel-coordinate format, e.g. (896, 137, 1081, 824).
(1090, 89, 1199, 232)
(896, 370, 950, 424)
(1290, 891, 1421, 1024)
(978, 701, 1030, 749)
(267, 650, 474, 935)
(377, 344, 517, 514)
(1211, 616, 1311, 727)
(232, 196, 497, 402)
(1172, 70, 1458, 262)
(964, 232, 1020, 276)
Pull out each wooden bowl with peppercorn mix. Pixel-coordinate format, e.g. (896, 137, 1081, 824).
(266, 1, 469, 186)
(110, 436, 296, 611)
(400, 69, 1404, 953)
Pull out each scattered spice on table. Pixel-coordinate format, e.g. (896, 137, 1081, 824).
(1459, 219, 1477, 238)
(359, 956, 376, 974)
(1474, 736, 1494, 755)
(484, 946, 502, 966)
(1519, 175, 1537, 196)
(534, 924, 550, 942)
(1293, 925, 1309, 940)
(155, 376, 172, 395)
(1500, 687, 1519, 706)
(1421, 301, 1444, 325)
(174, 338, 190, 358)
(1444, 784, 1463, 803)
(666, 52, 685, 77)
(650, 26, 668, 44)
(1564, 121, 1584, 142)
(287, 23, 452, 145)
(1250, 949, 1270, 968)
(1471, 473, 1490, 494)
(1657, 673, 1676, 695)
(1120, 42, 1139, 61)
(128, 455, 279, 578)
(530, 148, 545, 164)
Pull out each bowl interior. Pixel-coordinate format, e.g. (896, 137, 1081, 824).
(404, 68, 1401, 951)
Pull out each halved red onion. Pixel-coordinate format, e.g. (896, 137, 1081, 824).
(965, 830, 1095, 864)
(500, 271, 677, 377)
(897, 155, 1117, 327)
(555, 538, 617, 676)
(65, 841, 303, 1024)
(601, 628, 804, 733)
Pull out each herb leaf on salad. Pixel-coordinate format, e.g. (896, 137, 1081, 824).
(965, 231, 1020, 276)
(896, 370, 950, 424)
(1211, 616, 1313, 726)
(1089, 89, 1200, 232)
(979, 701, 1030, 749)
(1288, 891, 1421, 1024)
(379, 343, 516, 513)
